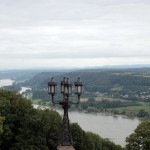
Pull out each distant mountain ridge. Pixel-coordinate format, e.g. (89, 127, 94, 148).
(1, 64, 150, 72)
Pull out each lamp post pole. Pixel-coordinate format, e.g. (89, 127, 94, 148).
(60, 97, 71, 146)
(48, 77, 83, 149)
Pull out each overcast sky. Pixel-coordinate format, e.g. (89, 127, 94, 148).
(0, 0, 150, 69)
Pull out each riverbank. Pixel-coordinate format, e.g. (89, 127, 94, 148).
(31, 97, 150, 120)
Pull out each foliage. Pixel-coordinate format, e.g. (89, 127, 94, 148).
(70, 123, 86, 150)
(88, 97, 96, 102)
(126, 121, 150, 150)
(4, 68, 150, 104)
(0, 116, 5, 135)
(32, 90, 50, 101)
(24, 68, 150, 97)
(79, 100, 141, 111)
(137, 110, 149, 118)
(2, 84, 21, 92)
(0, 90, 61, 150)
(84, 132, 102, 150)
(84, 132, 125, 150)
(71, 124, 125, 150)
(0, 90, 125, 150)
(101, 138, 125, 150)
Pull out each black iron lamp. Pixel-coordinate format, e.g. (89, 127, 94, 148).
(48, 76, 83, 146)
(48, 77, 57, 103)
(74, 77, 83, 104)
(61, 77, 72, 96)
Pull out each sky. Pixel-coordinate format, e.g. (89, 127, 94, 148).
(0, 0, 150, 69)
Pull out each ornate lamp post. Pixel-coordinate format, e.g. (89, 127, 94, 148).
(48, 77, 83, 149)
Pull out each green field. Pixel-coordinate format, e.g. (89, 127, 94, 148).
(114, 102, 150, 113)
(31, 99, 51, 106)
(95, 96, 150, 115)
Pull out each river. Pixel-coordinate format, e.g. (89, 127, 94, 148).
(0, 79, 140, 147)
(57, 110, 140, 147)
(0, 79, 31, 94)
(19, 87, 31, 94)
(0, 79, 14, 87)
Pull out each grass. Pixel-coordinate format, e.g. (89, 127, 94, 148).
(31, 99, 51, 106)
(31, 99, 41, 104)
(111, 86, 124, 91)
(91, 96, 150, 114)
(97, 96, 129, 102)
(114, 102, 150, 113)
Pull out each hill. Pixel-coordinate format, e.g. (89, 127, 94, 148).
(20, 68, 150, 101)
(1, 67, 150, 102)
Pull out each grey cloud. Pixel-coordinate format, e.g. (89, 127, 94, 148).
(0, 0, 149, 25)
(0, 0, 150, 68)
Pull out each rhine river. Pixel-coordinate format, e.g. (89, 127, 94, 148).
(57, 109, 140, 146)
(0, 79, 14, 87)
(0, 79, 140, 147)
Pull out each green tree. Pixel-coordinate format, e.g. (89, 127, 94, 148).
(0, 90, 125, 150)
(101, 139, 125, 150)
(0, 90, 33, 149)
(85, 132, 102, 150)
(137, 110, 149, 118)
(126, 121, 150, 150)
(70, 123, 86, 150)
(0, 90, 62, 150)
(88, 98, 96, 102)
(0, 116, 5, 135)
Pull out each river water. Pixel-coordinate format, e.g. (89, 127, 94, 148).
(19, 87, 31, 94)
(0, 79, 140, 147)
(0, 79, 31, 94)
(0, 79, 14, 87)
(57, 110, 140, 147)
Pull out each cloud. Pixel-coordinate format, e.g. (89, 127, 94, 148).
(0, 0, 150, 68)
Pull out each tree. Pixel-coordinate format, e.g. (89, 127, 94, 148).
(0, 116, 5, 135)
(126, 121, 150, 150)
(84, 132, 102, 150)
(101, 139, 125, 150)
(88, 98, 96, 102)
(137, 110, 149, 118)
(0, 90, 62, 150)
(0, 90, 125, 150)
(70, 123, 85, 150)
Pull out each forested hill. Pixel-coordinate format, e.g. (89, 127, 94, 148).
(1, 67, 150, 101)
(22, 68, 150, 101)
(24, 72, 65, 89)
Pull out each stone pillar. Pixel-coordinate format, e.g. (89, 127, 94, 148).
(57, 145, 75, 150)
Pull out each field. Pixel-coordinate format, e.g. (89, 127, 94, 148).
(81, 96, 150, 114)
(31, 99, 51, 106)
(114, 101, 150, 113)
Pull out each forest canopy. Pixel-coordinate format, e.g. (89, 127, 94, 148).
(0, 90, 125, 150)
